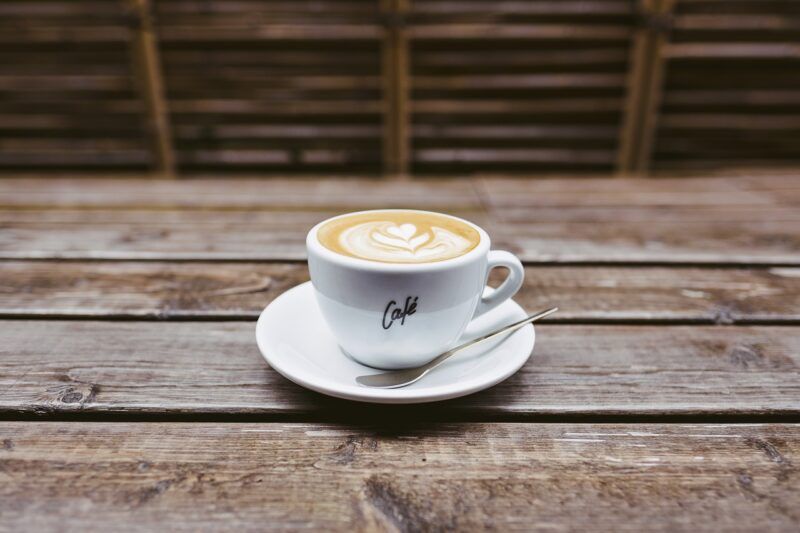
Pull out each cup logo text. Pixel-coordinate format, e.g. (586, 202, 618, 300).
(382, 296, 419, 330)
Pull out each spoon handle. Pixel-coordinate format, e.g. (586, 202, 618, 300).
(356, 306, 558, 388)
(422, 306, 559, 373)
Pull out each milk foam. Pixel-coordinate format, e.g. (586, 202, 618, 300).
(317, 211, 480, 264)
(339, 221, 472, 263)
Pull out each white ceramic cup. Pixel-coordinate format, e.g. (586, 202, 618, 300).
(306, 210, 524, 369)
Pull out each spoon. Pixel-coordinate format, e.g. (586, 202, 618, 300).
(355, 306, 558, 389)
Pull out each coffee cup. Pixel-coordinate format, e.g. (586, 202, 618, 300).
(306, 209, 524, 369)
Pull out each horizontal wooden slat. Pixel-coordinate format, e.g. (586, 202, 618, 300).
(0, 1, 127, 18)
(415, 148, 616, 166)
(1, 321, 798, 416)
(168, 100, 383, 115)
(153, 0, 383, 174)
(410, 1, 635, 17)
(0, 262, 798, 322)
(413, 48, 630, 68)
(413, 73, 626, 90)
(407, 24, 632, 41)
(0, 1, 149, 171)
(666, 43, 800, 59)
(407, 0, 634, 174)
(159, 26, 383, 42)
(411, 98, 623, 114)
(2, 422, 798, 530)
(0, 27, 132, 44)
(2, 0, 797, 174)
(653, 0, 800, 172)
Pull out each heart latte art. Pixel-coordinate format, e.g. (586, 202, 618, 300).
(317, 211, 480, 263)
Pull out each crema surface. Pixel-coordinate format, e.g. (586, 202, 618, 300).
(317, 211, 480, 263)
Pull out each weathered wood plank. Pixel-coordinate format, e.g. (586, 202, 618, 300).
(1, 321, 798, 416)
(3, 175, 796, 208)
(477, 174, 800, 206)
(1, 422, 798, 531)
(0, 208, 486, 261)
(475, 175, 800, 264)
(1, 175, 798, 263)
(0, 177, 483, 209)
(2, 205, 798, 263)
(486, 211, 800, 264)
(0, 261, 798, 322)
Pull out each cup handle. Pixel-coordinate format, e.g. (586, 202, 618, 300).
(472, 250, 525, 319)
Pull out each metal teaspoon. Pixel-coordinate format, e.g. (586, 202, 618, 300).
(355, 306, 558, 389)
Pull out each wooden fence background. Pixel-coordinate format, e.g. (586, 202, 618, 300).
(0, 0, 798, 176)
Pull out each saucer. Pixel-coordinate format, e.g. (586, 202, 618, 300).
(255, 282, 535, 404)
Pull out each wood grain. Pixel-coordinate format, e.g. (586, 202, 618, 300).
(486, 209, 800, 264)
(0, 177, 483, 209)
(0, 261, 798, 322)
(476, 174, 800, 263)
(1, 175, 799, 263)
(0, 207, 488, 261)
(2, 204, 798, 263)
(1, 422, 798, 531)
(4, 174, 796, 207)
(1, 321, 798, 417)
(476, 174, 800, 205)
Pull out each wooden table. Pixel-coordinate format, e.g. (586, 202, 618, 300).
(1, 174, 799, 531)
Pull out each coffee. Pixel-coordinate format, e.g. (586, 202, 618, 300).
(317, 210, 480, 264)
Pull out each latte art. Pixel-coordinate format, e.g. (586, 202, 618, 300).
(317, 210, 480, 264)
(343, 221, 471, 261)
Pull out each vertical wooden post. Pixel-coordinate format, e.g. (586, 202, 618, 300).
(381, 0, 410, 177)
(617, 0, 655, 175)
(616, 0, 674, 176)
(635, 0, 675, 175)
(129, 0, 176, 177)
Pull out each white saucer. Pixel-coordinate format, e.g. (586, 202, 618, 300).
(255, 281, 535, 404)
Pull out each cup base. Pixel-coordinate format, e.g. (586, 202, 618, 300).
(340, 346, 425, 370)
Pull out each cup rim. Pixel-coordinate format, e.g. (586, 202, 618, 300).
(306, 209, 491, 272)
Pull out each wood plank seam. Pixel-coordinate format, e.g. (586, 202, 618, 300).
(2, 262, 799, 324)
(1, 422, 797, 533)
(2, 320, 799, 420)
(1, 315, 799, 326)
